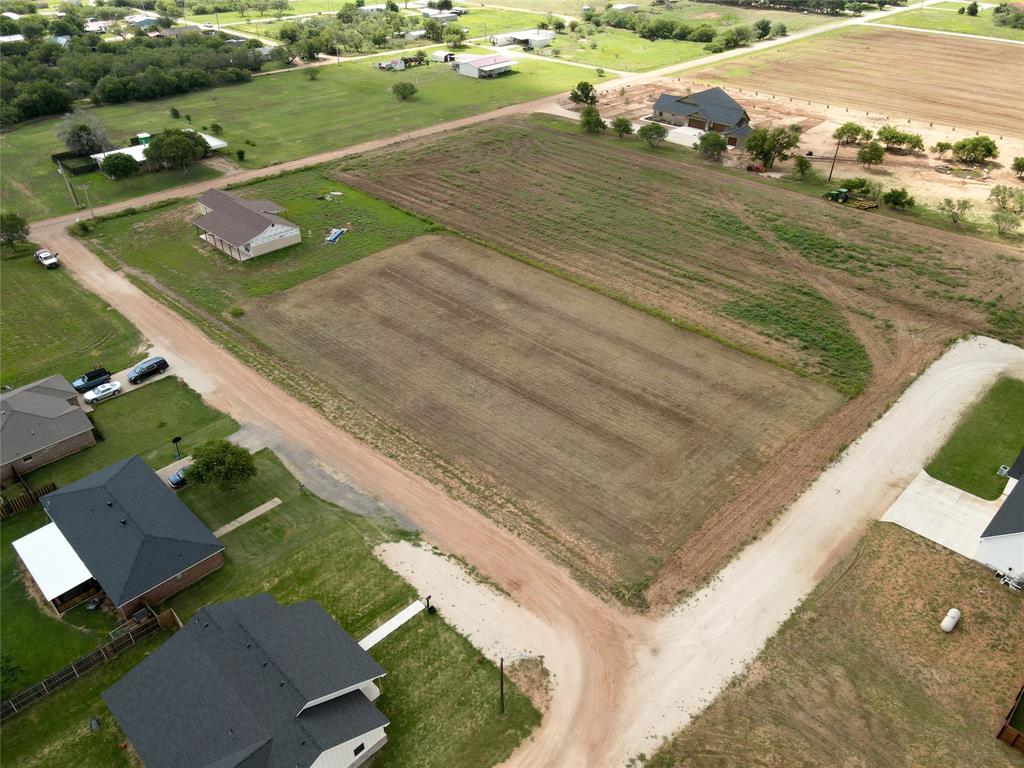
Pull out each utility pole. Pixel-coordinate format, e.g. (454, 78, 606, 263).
(499, 657, 505, 714)
(57, 162, 81, 209)
(827, 138, 841, 182)
(79, 183, 95, 218)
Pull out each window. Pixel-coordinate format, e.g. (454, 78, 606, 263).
(354, 743, 365, 756)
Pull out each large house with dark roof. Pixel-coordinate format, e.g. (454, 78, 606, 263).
(103, 594, 390, 768)
(652, 87, 753, 146)
(976, 446, 1024, 579)
(12, 455, 223, 616)
(0, 375, 95, 485)
(193, 189, 301, 261)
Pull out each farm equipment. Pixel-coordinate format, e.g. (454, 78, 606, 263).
(745, 163, 765, 173)
(823, 188, 849, 203)
(849, 199, 878, 210)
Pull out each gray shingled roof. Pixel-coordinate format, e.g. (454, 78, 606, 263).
(194, 189, 295, 248)
(41, 455, 223, 607)
(103, 594, 389, 768)
(653, 87, 751, 136)
(0, 375, 93, 465)
(982, 480, 1024, 539)
(1008, 446, 1024, 481)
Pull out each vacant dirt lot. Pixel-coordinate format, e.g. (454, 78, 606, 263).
(651, 522, 1024, 767)
(684, 26, 1024, 138)
(243, 235, 840, 596)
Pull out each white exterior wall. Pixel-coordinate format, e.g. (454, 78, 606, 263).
(975, 533, 1024, 576)
(459, 63, 483, 78)
(245, 225, 302, 258)
(310, 727, 387, 768)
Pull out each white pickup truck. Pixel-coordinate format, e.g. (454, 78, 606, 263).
(34, 248, 60, 269)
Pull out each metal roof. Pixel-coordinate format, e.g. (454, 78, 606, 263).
(0, 375, 93, 465)
(193, 189, 295, 248)
(11, 522, 93, 600)
(41, 455, 223, 607)
(103, 594, 388, 768)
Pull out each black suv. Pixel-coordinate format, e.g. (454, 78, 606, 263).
(71, 368, 111, 393)
(127, 356, 169, 384)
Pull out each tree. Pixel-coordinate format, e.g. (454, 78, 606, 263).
(188, 439, 257, 491)
(422, 18, 443, 41)
(989, 185, 1015, 211)
(0, 212, 30, 246)
(770, 20, 787, 36)
(744, 125, 801, 170)
(938, 197, 972, 225)
(857, 141, 885, 167)
(568, 80, 598, 106)
(392, 81, 417, 100)
(170, 106, 181, 119)
(610, 116, 633, 138)
(143, 128, 209, 172)
(876, 124, 923, 152)
(1013, 157, 1024, 178)
(833, 121, 869, 145)
(443, 24, 466, 48)
(100, 153, 139, 181)
(637, 122, 668, 149)
(553, 18, 565, 31)
(792, 154, 813, 179)
(696, 130, 728, 161)
(305, 66, 320, 80)
(753, 18, 771, 38)
(56, 110, 110, 156)
(993, 211, 1020, 236)
(930, 140, 952, 158)
(579, 105, 606, 133)
(881, 187, 914, 209)
(952, 135, 998, 163)
(966, 0, 978, 14)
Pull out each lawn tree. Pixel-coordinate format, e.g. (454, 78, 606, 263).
(753, 17, 771, 38)
(569, 80, 598, 106)
(443, 24, 466, 48)
(792, 154, 813, 179)
(1013, 157, 1024, 178)
(638, 122, 668, 149)
(770, 20, 787, 36)
(930, 140, 953, 158)
(993, 211, 1021, 236)
(938, 197, 972, 225)
(189, 439, 257, 491)
(423, 18, 443, 41)
(392, 81, 417, 100)
(856, 141, 885, 167)
(745, 125, 801, 170)
(610, 116, 633, 138)
(952, 135, 998, 163)
(305, 66, 320, 80)
(56, 110, 111, 156)
(143, 129, 209, 172)
(100, 153, 139, 181)
(696, 131, 728, 161)
(881, 187, 915, 209)
(989, 184, 1015, 211)
(579, 105, 606, 134)
(553, 18, 565, 31)
(833, 121, 870, 145)
(966, 0, 978, 14)
(0, 212, 30, 246)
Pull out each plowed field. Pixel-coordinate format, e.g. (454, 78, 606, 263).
(243, 235, 842, 597)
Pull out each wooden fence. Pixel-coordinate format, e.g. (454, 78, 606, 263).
(997, 680, 1024, 753)
(0, 610, 177, 721)
(0, 482, 57, 519)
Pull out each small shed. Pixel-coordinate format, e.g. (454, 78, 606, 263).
(432, 50, 456, 62)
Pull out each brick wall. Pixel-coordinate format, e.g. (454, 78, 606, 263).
(119, 551, 225, 618)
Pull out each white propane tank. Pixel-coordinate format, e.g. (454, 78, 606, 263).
(940, 608, 961, 633)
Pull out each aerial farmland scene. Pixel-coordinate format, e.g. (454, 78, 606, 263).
(0, 0, 1022, 764)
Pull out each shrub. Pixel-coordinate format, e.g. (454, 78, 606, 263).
(881, 187, 915, 209)
(579, 104, 606, 134)
(170, 106, 180, 119)
(857, 141, 885, 167)
(610, 116, 633, 138)
(696, 131, 728, 161)
(236, 148, 245, 161)
(210, 122, 223, 135)
(952, 135, 998, 163)
(638, 122, 668, 149)
(938, 197, 972, 225)
(392, 81, 417, 100)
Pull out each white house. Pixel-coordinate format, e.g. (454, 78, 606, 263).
(0, 33, 25, 44)
(610, 3, 639, 10)
(1, 10, 21, 19)
(83, 19, 110, 32)
(975, 451, 1024, 579)
(103, 595, 390, 768)
(192, 188, 301, 261)
(91, 131, 227, 167)
(454, 53, 513, 78)
(358, 3, 387, 12)
(490, 27, 555, 48)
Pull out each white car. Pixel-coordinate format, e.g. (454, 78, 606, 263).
(84, 381, 122, 404)
(34, 249, 60, 269)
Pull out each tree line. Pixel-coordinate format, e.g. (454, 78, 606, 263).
(586, 7, 789, 52)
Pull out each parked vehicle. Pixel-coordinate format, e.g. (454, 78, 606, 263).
(72, 367, 111, 393)
(127, 356, 169, 384)
(84, 381, 122, 404)
(168, 464, 191, 489)
(34, 248, 60, 269)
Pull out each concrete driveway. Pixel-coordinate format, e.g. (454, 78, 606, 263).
(155, 456, 191, 487)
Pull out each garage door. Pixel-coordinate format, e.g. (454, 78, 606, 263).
(687, 117, 706, 129)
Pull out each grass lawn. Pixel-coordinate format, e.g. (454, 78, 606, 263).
(648, 523, 1024, 767)
(171, 449, 540, 768)
(23, 377, 238, 489)
(1, 50, 593, 222)
(82, 167, 434, 317)
(0, 508, 117, 698)
(647, 1, 832, 34)
(925, 376, 1024, 499)
(874, 7, 1024, 41)
(0, 243, 143, 389)
(188, 0, 338, 26)
(457, 7, 551, 37)
(532, 26, 707, 71)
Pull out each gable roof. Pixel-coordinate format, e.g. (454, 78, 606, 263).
(103, 594, 388, 768)
(193, 189, 295, 248)
(0, 375, 93, 465)
(464, 54, 513, 69)
(1008, 446, 1024, 481)
(981, 480, 1024, 539)
(41, 455, 223, 606)
(654, 87, 751, 134)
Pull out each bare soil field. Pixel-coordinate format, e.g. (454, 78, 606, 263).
(336, 116, 1024, 604)
(649, 522, 1024, 768)
(243, 235, 841, 597)
(683, 26, 1024, 138)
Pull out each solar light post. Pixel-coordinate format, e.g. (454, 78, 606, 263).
(172, 436, 183, 459)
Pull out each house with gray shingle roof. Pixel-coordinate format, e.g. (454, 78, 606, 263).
(13, 455, 224, 616)
(193, 189, 301, 261)
(976, 446, 1024, 579)
(103, 594, 390, 768)
(652, 87, 753, 146)
(0, 374, 95, 485)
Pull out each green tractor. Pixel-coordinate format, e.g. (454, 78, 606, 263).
(823, 188, 849, 203)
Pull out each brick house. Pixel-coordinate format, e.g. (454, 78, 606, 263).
(0, 375, 95, 485)
(652, 87, 753, 147)
(13, 455, 223, 617)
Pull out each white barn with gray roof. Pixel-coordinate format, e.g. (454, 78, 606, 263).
(193, 189, 301, 261)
